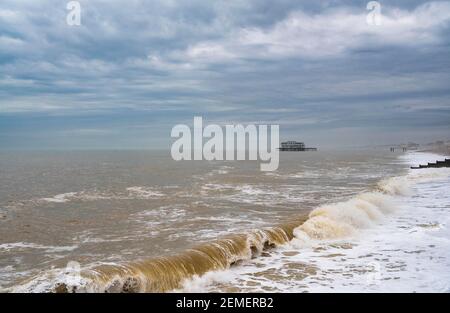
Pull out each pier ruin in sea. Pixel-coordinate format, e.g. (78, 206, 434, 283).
(411, 158, 450, 169)
(278, 141, 317, 151)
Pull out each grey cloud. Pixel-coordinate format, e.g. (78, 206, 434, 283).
(0, 0, 449, 148)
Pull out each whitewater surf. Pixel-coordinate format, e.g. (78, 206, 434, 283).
(5, 151, 449, 293)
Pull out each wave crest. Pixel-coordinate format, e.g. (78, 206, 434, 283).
(12, 159, 450, 293)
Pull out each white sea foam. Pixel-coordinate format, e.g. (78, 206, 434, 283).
(126, 186, 165, 198)
(38, 186, 165, 204)
(39, 191, 115, 203)
(0, 242, 77, 253)
(9, 152, 450, 293)
(180, 152, 450, 292)
(40, 192, 78, 203)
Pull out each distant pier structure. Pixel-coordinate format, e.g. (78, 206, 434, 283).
(390, 147, 407, 152)
(278, 141, 317, 151)
(390, 142, 420, 152)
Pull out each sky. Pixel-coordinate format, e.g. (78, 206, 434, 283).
(0, 0, 449, 149)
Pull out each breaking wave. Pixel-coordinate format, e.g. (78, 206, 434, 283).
(10, 156, 450, 293)
(11, 218, 304, 293)
(292, 167, 450, 243)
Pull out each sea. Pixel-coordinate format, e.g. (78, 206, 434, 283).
(0, 149, 449, 292)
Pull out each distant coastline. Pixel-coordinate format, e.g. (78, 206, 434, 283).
(420, 143, 450, 156)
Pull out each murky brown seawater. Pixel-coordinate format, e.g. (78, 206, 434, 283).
(0, 149, 409, 291)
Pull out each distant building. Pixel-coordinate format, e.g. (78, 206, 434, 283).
(407, 142, 420, 150)
(281, 141, 304, 150)
(278, 141, 317, 151)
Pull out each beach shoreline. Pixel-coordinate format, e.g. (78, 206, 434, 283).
(418, 143, 450, 156)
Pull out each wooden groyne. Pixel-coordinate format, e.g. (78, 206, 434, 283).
(411, 159, 450, 169)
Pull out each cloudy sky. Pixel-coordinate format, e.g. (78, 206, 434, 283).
(1, 0, 449, 149)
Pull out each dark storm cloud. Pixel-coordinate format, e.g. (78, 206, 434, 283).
(0, 0, 449, 148)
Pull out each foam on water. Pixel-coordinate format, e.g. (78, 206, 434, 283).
(180, 152, 450, 292)
(38, 187, 165, 204)
(0, 242, 77, 253)
(126, 187, 165, 198)
(7, 152, 450, 293)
